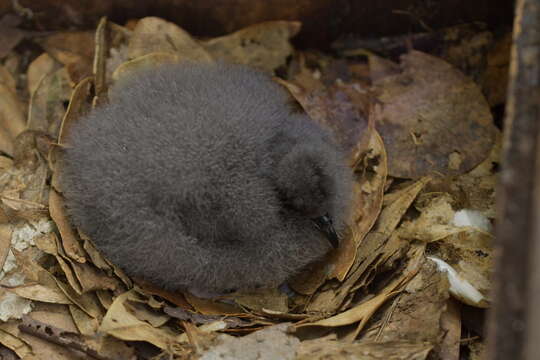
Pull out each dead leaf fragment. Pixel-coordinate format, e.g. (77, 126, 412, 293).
(48, 189, 86, 263)
(372, 50, 496, 178)
(128, 17, 212, 62)
(100, 290, 181, 350)
(202, 21, 300, 72)
(5, 283, 72, 305)
(297, 339, 432, 360)
(229, 288, 288, 313)
(37, 31, 94, 83)
(27, 53, 61, 96)
(112, 52, 185, 83)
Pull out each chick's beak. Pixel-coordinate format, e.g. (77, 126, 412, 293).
(313, 214, 339, 249)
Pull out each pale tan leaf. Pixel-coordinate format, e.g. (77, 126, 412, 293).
(6, 284, 72, 304)
(48, 189, 86, 263)
(128, 17, 212, 61)
(100, 290, 181, 350)
(201, 21, 300, 72)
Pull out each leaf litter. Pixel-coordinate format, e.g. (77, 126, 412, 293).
(0, 15, 504, 359)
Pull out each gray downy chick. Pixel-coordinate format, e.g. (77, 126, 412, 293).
(60, 62, 354, 296)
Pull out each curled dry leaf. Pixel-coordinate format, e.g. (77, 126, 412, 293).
(53, 278, 103, 320)
(124, 291, 170, 328)
(164, 306, 256, 330)
(69, 304, 99, 336)
(95, 290, 114, 309)
(134, 281, 192, 310)
(201, 21, 300, 72)
(100, 290, 182, 351)
(80, 235, 112, 274)
(371, 50, 497, 178)
(93, 17, 109, 106)
(329, 130, 387, 281)
(128, 17, 212, 62)
(301, 291, 400, 329)
(112, 52, 185, 83)
(48, 189, 86, 263)
(57, 77, 94, 148)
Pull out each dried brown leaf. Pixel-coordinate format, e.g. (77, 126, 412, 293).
(27, 67, 71, 137)
(93, 17, 108, 105)
(308, 178, 429, 313)
(360, 258, 449, 344)
(5, 283, 72, 305)
(81, 235, 112, 273)
(95, 290, 114, 309)
(28, 306, 79, 333)
(481, 33, 511, 106)
(0, 83, 25, 138)
(53, 279, 103, 320)
(330, 130, 387, 280)
(0, 223, 12, 270)
(125, 300, 170, 328)
(201, 21, 300, 72)
(229, 288, 288, 313)
(0, 15, 24, 58)
(282, 78, 370, 159)
(297, 339, 432, 360)
(371, 50, 496, 178)
(184, 292, 243, 316)
(428, 228, 493, 305)
(0, 64, 17, 93)
(128, 17, 212, 62)
(27, 53, 61, 96)
(57, 77, 93, 148)
(437, 299, 461, 360)
(68, 304, 99, 336)
(100, 290, 181, 350)
(1, 319, 85, 360)
(112, 52, 186, 83)
(48, 189, 86, 263)
(37, 31, 94, 83)
(303, 291, 399, 328)
(0, 325, 32, 358)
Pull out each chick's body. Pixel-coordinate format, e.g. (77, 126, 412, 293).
(61, 63, 353, 295)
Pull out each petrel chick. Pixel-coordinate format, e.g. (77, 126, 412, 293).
(60, 62, 354, 296)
